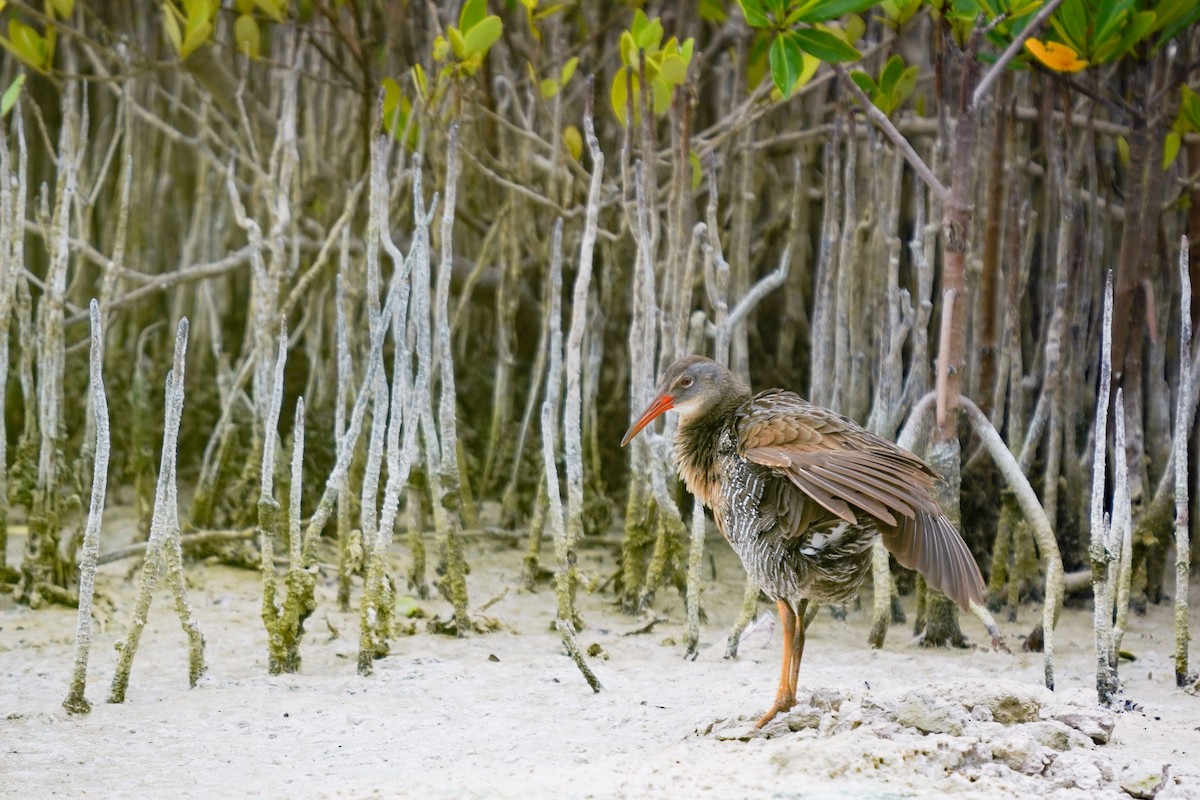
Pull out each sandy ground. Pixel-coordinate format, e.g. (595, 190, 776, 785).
(3, 511, 1200, 800)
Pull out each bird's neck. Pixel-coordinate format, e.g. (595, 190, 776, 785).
(673, 393, 748, 507)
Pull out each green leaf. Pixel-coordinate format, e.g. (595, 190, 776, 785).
(763, 0, 787, 16)
(689, 150, 702, 191)
(1181, 86, 1200, 131)
(631, 9, 650, 39)
(1, 73, 25, 117)
(795, 0, 878, 23)
(185, 0, 212, 34)
(746, 31, 771, 89)
(234, 13, 259, 58)
(181, 0, 214, 17)
(795, 50, 821, 90)
(1092, 0, 1133, 46)
(180, 19, 212, 58)
(161, 3, 183, 53)
(788, 0, 822, 23)
(681, 37, 694, 64)
(540, 77, 559, 98)
(563, 124, 583, 161)
(792, 27, 861, 61)
(255, 0, 286, 22)
(880, 0, 924, 25)
(48, 0, 75, 17)
(1090, 37, 1121, 64)
(849, 69, 877, 97)
(610, 68, 635, 126)
(652, 77, 672, 115)
(462, 14, 502, 56)
(1162, 131, 1180, 171)
(879, 54, 904, 96)
(533, 3, 563, 21)
(459, 0, 488, 33)
(1153, 0, 1199, 48)
(893, 64, 919, 108)
(411, 63, 429, 100)
(1106, 10, 1155, 61)
(660, 52, 688, 84)
(447, 26, 466, 59)
(1150, 0, 1192, 34)
(736, 0, 772, 27)
(382, 76, 401, 114)
(8, 19, 45, 68)
(1008, 0, 1043, 19)
(433, 35, 450, 61)
(1116, 135, 1131, 169)
(699, 0, 728, 23)
(769, 32, 804, 97)
(634, 15, 663, 51)
(844, 13, 865, 42)
(1055, 0, 1088, 52)
(560, 56, 578, 86)
(619, 30, 636, 66)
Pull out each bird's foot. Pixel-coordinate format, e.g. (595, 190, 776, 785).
(754, 694, 795, 729)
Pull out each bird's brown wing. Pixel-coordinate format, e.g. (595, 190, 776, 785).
(879, 513, 986, 611)
(737, 391, 940, 527)
(738, 391, 985, 610)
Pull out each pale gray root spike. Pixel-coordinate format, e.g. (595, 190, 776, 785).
(334, 271, 350, 442)
(1089, 272, 1115, 705)
(64, 300, 111, 714)
(360, 368, 390, 548)
(300, 256, 402, 568)
(109, 318, 192, 704)
(1174, 236, 1192, 687)
(542, 219, 572, 626)
(289, 397, 305, 567)
(564, 84, 603, 569)
(260, 316, 288, 503)
(1111, 390, 1133, 665)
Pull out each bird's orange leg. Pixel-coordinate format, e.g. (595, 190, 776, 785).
(787, 599, 809, 700)
(755, 599, 797, 728)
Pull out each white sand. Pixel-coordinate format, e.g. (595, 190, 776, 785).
(2, 517, 1199, 799)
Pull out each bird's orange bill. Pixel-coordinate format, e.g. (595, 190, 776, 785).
(621, 394, 674, 447)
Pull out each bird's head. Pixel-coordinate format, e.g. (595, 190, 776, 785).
(620, 356, 749, 446)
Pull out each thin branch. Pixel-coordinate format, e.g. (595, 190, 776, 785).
(726, 243, 792, 332)
(830, 63, 949, 204)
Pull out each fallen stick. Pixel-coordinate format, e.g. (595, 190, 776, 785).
(557, 619, 603, 694)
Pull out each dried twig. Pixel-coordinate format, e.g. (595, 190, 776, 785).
(556, 619, 602, 693)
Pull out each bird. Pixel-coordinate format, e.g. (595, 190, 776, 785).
(621, 355, 986, 728)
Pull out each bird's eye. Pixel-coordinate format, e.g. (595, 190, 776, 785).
(680, 376, 694, 389)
